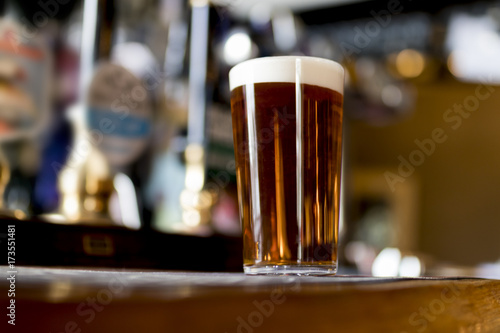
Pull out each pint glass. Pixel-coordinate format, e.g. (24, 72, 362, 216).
(229, 56, 344, 275)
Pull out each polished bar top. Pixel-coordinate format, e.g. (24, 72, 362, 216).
(2, 266, 500, 332)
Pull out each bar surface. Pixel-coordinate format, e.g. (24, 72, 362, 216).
(2, 266, 500, 332)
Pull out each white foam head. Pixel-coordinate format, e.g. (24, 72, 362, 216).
(229, 56, 344, 94)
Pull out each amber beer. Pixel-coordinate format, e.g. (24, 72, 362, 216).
(229, 56, 344, 275)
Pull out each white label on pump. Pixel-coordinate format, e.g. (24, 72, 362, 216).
(87, 62, 152, 167)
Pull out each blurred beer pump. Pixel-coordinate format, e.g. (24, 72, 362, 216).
(44, 0, 151, 228)
(169, 0, 215, 234)
(0, 19, 51, 219)
(43, 0, 218, 232)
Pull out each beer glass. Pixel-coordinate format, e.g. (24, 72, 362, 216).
(229, 56, 344, 275)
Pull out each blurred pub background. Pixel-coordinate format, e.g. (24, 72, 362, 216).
(2, 0, 500, 277)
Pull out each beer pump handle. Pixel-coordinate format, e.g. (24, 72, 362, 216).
(177, 0, 215, 233)
(47, 0, 134, 226)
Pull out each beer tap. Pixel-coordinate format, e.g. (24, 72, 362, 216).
(0, 18, 51, 219)
(44, 0, 147, 228)
(177, 0, 215, 234)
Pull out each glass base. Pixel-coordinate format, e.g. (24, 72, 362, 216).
(244, 264, 337, 276)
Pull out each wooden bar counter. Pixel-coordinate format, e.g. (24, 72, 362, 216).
(2, 266, 500, 332)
